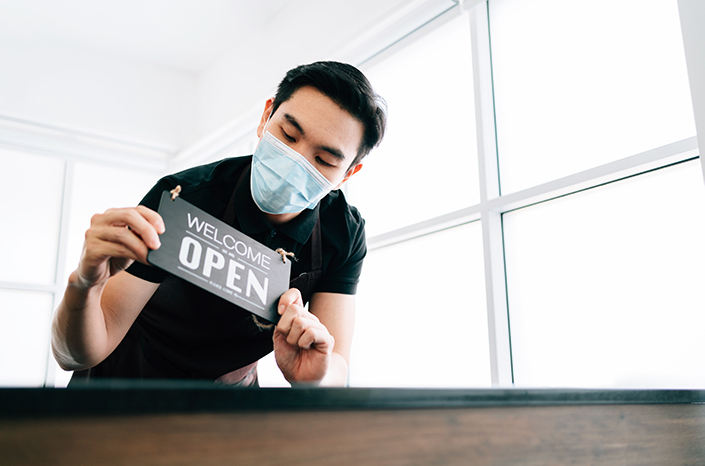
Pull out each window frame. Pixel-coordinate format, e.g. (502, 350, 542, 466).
(351, 0, 700, 386)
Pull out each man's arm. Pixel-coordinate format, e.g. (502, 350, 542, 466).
(308, 292, 355, 386)
(52, 272, 159, 370)
(273, 289, 355, 387)
(51, 206, 163, 371)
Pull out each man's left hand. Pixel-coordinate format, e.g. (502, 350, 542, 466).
(273, 288, 335, 385)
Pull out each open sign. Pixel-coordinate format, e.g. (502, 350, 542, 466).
(147, 191, 291, 323)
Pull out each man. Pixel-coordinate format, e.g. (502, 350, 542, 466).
(51, 61, 386, 387)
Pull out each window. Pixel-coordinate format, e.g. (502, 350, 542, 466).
(0, 290, 54, 387)
(349, 222, 490, 388)
(347, 0, 701, 389)
(0, 149, 64, 387)
(504, 159, 705, 387)
(490, 0, 700, 387)
(348, 13, 480, 237)
(0, 149, 64, 285)
(0, 145, 163, 387)
(347, 12, 491, 388)
(490, 0, 696, 193)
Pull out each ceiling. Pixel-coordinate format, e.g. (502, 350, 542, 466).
(0, 0, 447, 76)
(0, 0, 296, 74)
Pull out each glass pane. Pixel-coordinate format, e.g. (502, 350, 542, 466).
(0, 290, 53, 387)
(490, 0, 696, 193)
(0, 148, 65, 285)
(349, 222, 491, 388)
(504, 160, 705, 388)
(348, 15, 479, 237)
(63, 162, 162, 281)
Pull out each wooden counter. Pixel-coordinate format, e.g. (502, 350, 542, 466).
(2, 383, 704, 465)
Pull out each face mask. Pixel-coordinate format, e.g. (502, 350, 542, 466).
(251, 131, 336, 214)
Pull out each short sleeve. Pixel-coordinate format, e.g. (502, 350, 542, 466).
(314, 211, 367, 295)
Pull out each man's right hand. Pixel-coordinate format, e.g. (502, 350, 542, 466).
(74, 206, 165, 290)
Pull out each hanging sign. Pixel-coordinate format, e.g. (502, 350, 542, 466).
(147, 190, 291, 324)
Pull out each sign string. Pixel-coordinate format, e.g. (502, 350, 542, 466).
(275, 248, 297, 264)
(252, 315, 275, 331)
(170, 185, 182, 201)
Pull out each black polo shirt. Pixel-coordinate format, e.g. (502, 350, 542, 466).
(86, 156, 366, 380)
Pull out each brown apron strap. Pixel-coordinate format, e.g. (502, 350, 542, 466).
(310, 215, 322, 271)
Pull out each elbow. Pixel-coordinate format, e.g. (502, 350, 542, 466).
(50, 332, 95, 372)
(51, 340, 79, 372)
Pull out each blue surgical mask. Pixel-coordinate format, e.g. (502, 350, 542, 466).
(251, 131, 336, 214)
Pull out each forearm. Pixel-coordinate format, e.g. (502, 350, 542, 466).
(51, 271, 112, 371)
(318, 352, 349, 387)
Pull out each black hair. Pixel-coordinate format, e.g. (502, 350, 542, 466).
(271, 61, 387, 168)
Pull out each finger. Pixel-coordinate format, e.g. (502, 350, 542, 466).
(277, 302, 321, 337)
(83, 235, 142, 263)
(276, 301, 306, 336)
(278, 288, 303, 315)
(135, 205, 166, 234)
(93, 208, 163, 250)
(96, 206, 163, 232)
(276, 288, 306, 334)
(87, 224, 152, 264)
(297, 326, 334, 354)
(117, 208, 163, 251)
(285, 314, 325, 347)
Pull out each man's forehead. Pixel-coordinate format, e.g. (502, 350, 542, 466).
(277, 86, 349, 120)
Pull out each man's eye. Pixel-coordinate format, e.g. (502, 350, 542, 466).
(281, 130, 296, 143)
(315, 156, 334, 168)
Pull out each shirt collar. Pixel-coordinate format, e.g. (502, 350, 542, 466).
(235, 162, 319, 245)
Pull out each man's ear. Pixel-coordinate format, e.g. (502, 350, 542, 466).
(256, 98, 275, 138)
(336, 163, 363, 189)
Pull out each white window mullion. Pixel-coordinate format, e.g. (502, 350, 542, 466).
(45, 159, 74, 387)
(676, 0, 705, 180)
(470, 0, 513, 386)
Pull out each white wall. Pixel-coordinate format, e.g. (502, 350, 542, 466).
(0, 38, 196, 150)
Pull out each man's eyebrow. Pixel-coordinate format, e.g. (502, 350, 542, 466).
(283, 112, 347, 162)
(283, 113, 304, 135)
(319, 145, 347, 162)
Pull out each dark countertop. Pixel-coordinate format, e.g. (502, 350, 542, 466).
(4, 383, 705, 464)
(2, 381, 705, 418)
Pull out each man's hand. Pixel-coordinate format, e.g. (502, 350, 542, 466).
(273, 288, 335, 385)
(74, 206, 165, 290)
(53, 205, 164, 371)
